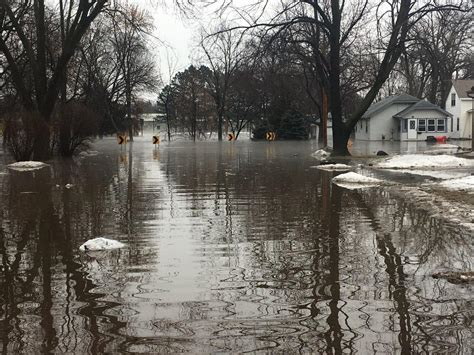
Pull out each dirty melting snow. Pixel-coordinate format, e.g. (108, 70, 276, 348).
(311, 149, 331, 160)
(377, 154, 473, 169)
(439, 176, 474, 191)
(332, 172, 383, 189)
(79, 237, 125, 251)
(8, 161, 49, 171)
(316, 163, 351, 171)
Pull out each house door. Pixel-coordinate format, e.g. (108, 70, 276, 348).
(407, 119, 417, 140)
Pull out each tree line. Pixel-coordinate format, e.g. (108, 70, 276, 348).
(0, 0, 158, 160)
(159, 0, 472, 155)
(1, 1, 472, 160)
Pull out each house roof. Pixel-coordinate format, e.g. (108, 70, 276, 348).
(362, 93, 419, 118)
(393, 100, 453, 118)
(452, 79, 474, 99)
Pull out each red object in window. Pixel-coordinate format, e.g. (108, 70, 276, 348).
(435, 136, 447, 143)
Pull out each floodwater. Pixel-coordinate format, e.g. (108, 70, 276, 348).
(0, 138, 472, 354)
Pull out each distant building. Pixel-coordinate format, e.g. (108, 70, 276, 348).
(445, 79, 474, 140)
(354, 94, 453, 141)
(138, 113, 166, 131)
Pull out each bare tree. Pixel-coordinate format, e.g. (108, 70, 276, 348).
(220, 0, 467, 155)
(109, 3, 159, 141)
(0, 0, 108, 159)
(157, 84, 176, 141)
(397, 8, 472, 107)
(200, 23, 247, 141)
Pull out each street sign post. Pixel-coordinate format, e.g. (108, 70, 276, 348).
(117, 135, 127, 145)
(265, 131, 276, 141)
(153, 136, 160, 144)
(227, 133, 235, 141)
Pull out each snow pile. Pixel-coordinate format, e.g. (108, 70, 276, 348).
(316, 163, 352, 171)
(332, 172, 383, 189)
(438, 176, 474, 191)
(8, 161, 49, 171)
(78, 150, 99, 158)
(376, 154, 474, 169)
(79, 237, 125, 251)
(311, 149, 331, 160)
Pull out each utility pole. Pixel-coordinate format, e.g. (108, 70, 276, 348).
(322, 89, 328, 147)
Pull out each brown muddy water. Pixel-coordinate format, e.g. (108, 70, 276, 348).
(0, 138, 472, 354)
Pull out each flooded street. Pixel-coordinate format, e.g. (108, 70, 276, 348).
(0, 138, 472, 353)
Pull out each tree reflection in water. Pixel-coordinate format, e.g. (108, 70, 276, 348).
(0, 141, 472, 353)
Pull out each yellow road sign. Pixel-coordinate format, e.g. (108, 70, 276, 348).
(117, 134, 127, 145)
(265, 131, 276, 141)
(153, 136, 160, 144)
(227, 132, 235, 141)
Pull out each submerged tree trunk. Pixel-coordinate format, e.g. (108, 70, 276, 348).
(59, 111, 72, 156)
(328, 0, 350, 156)
(32, 116, 51, 160)
(217, 111, 223, 141)
(126, 80, 134, 142)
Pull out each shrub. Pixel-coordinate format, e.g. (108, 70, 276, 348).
(53, 102, 100, 157)
(252, 121, 271, 140)
(2, 110, 40, 161)
(277, 109, 309, 140)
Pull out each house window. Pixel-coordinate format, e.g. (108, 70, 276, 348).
(418, 119, 426, 132)
(451, 93, 456, 107)
(427, 119, 436, 132)
(437, 119, 445, 132)
(451, 117, 453, 132)
(402, 119, 407, 132)
(457, 117, 460, 131)
(410, 120, 416, 129)
(365, 120, 368, 133)
(360, 121, 362, 129)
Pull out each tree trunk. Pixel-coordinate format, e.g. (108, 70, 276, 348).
(59, 113, 72, 156)
(217, 111, 223, 141)
(32, 116, 51, 160)
(328, 0, 349, 156)
(164, 99, 171, 141)
(126, 81, 133, 142)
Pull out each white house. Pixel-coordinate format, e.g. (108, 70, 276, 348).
(354, 94, 453, 141)
(445, 79, 474, 140)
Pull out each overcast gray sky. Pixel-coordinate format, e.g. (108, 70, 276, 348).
(137, 1, 196, 85)
(137, 0, 268, 89)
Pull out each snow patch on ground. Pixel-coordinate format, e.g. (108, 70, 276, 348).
(439, 176, 474, 191)
(376, 154, 473, 169)
(79, 237, 125, 251)
(332, 172, 383, 189)
(311, 149, 331, 160)
(316, 163, 352, 171)
(8, 161, 49, 171)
